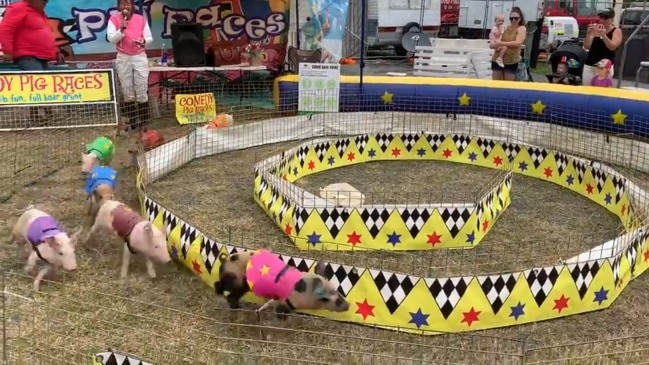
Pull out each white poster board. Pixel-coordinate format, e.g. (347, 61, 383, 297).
(298, 62, 341, 113)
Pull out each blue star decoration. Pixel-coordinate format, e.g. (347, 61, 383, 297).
(293, 167, 299, 176)
(387, 231, 401, 246)
(170, 246, 179, 259)
(566, 174, 574, 186)
(510, 301, 525, 320)
(327, 156, 335, 166)
(468, 152, 477, 162)
(466, 231, 475, 244)
(593, 286, 608, 305)
(368, 148, 377, 158)
(409, 308, 430, 329)
(604, 193, 612, 205)
(307, 232, 321, 246)
(417, 148, 426, 157)
(518, 161, 528, 171)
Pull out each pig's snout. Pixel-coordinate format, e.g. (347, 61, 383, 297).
(63, 263, 78, 272)
(165, 258, 172, 264)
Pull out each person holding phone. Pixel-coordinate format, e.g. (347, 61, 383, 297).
(106, 0, 153, 131)
(582, 8, 622, 85)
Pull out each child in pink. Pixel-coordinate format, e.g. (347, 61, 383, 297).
(106, 0, 153, 130)
(246, 249, 303, 300)
(490, 14, 507, 67)
(590, 58, 614, 87)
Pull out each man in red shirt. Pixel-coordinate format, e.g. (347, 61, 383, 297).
(0, 0, 62, 123)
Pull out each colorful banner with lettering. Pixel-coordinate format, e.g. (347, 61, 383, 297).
(302, 0, 349, 62)
(175, 93, 217, 125)
(0, 70, 115, 105)
(0, 0, 290, 71)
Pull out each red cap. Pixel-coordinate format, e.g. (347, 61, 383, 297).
(596, 59, 612, 71)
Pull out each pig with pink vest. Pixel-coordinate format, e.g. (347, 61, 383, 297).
(82, 200, 171, 279)
(215, 249, 350, 318)
(107, 0, 153, 130)
(10, 205, 78, 292)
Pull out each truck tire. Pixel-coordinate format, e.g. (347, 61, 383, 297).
(395, 22, 421, 56)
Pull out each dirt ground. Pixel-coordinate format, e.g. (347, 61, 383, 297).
(1, 124, 649, 364)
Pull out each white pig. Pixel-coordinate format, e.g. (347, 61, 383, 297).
(10, 206, 78, 292)
(81, 151, 100, 174)
(83, 200, 171, 279)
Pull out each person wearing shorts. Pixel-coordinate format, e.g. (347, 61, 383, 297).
(490, 7, 527, 81)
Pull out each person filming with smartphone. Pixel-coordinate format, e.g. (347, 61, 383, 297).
(106, 0, 153, 131)
(582, 8, 622, 85)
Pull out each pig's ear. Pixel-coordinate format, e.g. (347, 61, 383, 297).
(314, 260, 328, 278)
(45, 237, 60, 250)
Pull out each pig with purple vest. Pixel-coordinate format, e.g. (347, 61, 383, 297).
(10, 205, 78, 291)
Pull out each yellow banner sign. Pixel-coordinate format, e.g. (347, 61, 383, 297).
(175, 93, 217, 125)
(0, 70, 114, 105)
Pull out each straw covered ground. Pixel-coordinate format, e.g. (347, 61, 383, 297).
(1, 123, 649, 364)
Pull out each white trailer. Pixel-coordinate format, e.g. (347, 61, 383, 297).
(458, 0, 514, 38)
(365, 0, 442, 55)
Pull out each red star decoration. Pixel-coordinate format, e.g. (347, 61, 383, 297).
(307, 160, 316, 170)
(282, 174, 288, 180)
(347, 231, 362, 246)
(355, 299, 375, 320)
(426, 231, 442, 246)
(621, 204, 626, 216)
(284, 224, 293, 235)
(493, 156, 503, 166)
(643, 249, 649, 263)
(347, 152, 355, 161)
(461, 307, 481, 327)
(543, 167, 553, 178)
(192, 259, 202, 274)
(482, 220, 489, 232)
(391, 148, 401, 157)
(585, 184, 594, 195)
(553, 295, 569, 313)
(442, 148, 453, 158)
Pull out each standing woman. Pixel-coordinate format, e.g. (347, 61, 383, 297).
(106, 0, 153, 130)
(490, 7, 527, 81)
(582, 8, 622, 85)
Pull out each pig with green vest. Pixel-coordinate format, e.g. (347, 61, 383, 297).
(82, 136, 115, 174)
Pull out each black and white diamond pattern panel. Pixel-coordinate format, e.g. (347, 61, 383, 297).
(476, 138, 496, 159)
(257, 177, 269, 198)
(452, 135, 470, 155)
(266, 186, 280, 210)
(554, 152, 569, 176)
(626, 237, 639, 275)
(573, 160, 587, 184)
(610, 255, 622, 286)
(370, 270, 418, 314)
(335, 138, 350, 158)
(293, 207, 311, 235)
(162, 210, 179, 239)
(278, 254, 315, 273)
(297, 146, 309, 168)
(179, 222, 198, 259)
(278, 199, 291, 222)
(568, 260, 602, 299)
(527, 147, 548, 169)
(502, 142, 521, 162)
(200, 236, 222, 274)
(225, 244, 248, 257)
(398, 208, 432, 239)
(323, 263, 363, 296)
(611, 175, 626, 204)
(375, 133, 394, 153)
(426, 134, 445, 152)
(401, 134, 420, 152)
(94, 351, 152, 365)
(355, 135, 369, 154)
(314, 142, 331, 163)
(144, 197, 160, 222)
(477, 274, 518, 314)
(425, 277, 471, 319)
(440, 208, 473, 238)
(317, 208, 350, 238)
(592, 169, 607, 193)
(360, 208, 392, 238)
(475, 202, 484, 231)
(525, 267, 560, 307)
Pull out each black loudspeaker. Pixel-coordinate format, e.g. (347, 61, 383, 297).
(170, 22, 206, 67)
